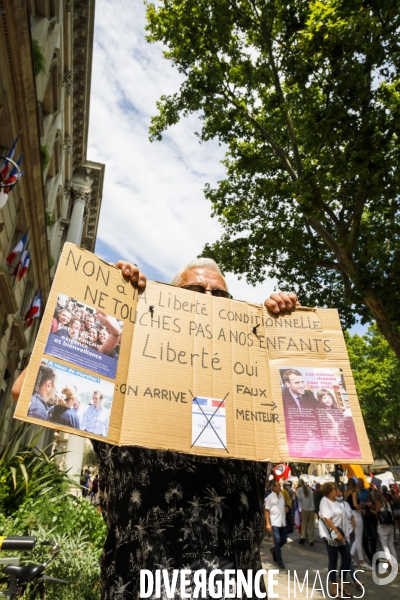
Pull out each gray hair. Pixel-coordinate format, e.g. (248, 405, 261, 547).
(171, 258, 228, 290)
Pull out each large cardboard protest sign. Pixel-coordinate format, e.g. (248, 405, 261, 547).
(15, 243, 373, 463)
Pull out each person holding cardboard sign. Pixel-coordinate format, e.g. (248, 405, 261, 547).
(13, 256, 299, 600)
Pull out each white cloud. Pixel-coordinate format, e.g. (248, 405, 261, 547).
(88, 0, 276, 304)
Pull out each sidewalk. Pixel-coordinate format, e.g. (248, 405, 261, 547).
(260, 529, 400, 599)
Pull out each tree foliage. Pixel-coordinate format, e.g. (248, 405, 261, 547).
(146, 0, 400, 357)
(346, 325, 400, 465)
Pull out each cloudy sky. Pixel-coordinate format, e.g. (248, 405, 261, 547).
(88, 0, 274, 304)
(87, 0, 365, 334)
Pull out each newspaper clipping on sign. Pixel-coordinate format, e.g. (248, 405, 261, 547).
(14, 243, 372, 463)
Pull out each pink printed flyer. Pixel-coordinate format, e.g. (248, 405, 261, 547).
(280, 366, 361, 459)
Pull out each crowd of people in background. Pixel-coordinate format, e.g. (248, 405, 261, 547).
(265, 474, 400, 594)
(50, 296, 122, 358)
(80, 468, 100, 505)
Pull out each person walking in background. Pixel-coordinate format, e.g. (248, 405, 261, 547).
(319, 482, 352, 598)
(370, 489, 397, 570)
(389, 486, 400, 539)
(357, 478, 377, 564)
(296, 479, 315, 546)
(264, 480, 273, 540)
(285, 480, 295, 504)
(340, 486, 365, 592)
(281, 481, 294, 543)
(264, 480, 272, 499)
(345, 479, 372, 570)
(281, 482, 292, 509)
(80, 468, 91, 498)
(381, 485, 392, 504)
(314, 482, 324, 518)
(91, 474, 99, 503)
(265, 480, 288, 569)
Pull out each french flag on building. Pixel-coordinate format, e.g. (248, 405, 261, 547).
(11, 252, 23, 278)
(2, 156, 23, 194)
(0, 147, 23, 209)
(6, 232, 28, 266)
(25, 291, 42, 328)
(17, 252, 30, 281)
(0, 135, 18, 179)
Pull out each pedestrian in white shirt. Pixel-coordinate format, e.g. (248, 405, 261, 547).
(265, 479, 287, 569)
(81, 390, 109, 437)
(340, 487, 364, 592)
(319, 482, 353, 598)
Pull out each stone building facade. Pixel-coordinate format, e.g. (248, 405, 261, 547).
(0, 0, 105, 449)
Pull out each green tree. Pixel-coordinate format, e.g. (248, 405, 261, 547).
(146, 0, 400, 357)
(346, 325, 400, 465)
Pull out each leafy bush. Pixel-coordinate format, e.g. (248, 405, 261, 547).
(41, 145, 51, 170)
(1, 497, 105, 599)
(32, 38, 46, 76)
(0, 426, 69, 517)
(0, 462, 9, 532)
(46, 210, 55, 227)
(9, 493, 106, 551)
(0, 425, 106, 599)
(3, 525, 102, 600)
(0, 462, 9, 507)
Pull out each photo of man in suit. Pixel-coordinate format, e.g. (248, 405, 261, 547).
(280, 368, 320, 457)
(281, 369, 318, 412)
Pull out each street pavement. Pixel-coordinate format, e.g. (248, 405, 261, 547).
(260, 528, 400, 599)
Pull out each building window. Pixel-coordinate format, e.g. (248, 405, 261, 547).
(49, 0, 56, 19)
(35, 0, 49, 19)
(43, 65, 59, 115)
(47, 137, 61, 178)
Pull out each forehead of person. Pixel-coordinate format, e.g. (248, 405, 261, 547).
(179, 267, 227, 291)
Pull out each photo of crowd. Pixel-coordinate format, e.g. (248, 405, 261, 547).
(44, 293, 124, 379)
(280, 366, 361, 459)
(27, 359, 114, 437)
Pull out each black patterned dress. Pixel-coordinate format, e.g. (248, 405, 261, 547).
(93, 443, 266, 600)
